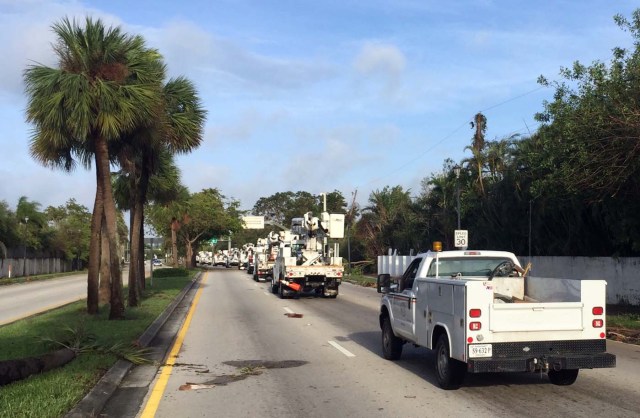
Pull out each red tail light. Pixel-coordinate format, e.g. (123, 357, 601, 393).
(592, 319, 604, 328)
(469, 309, 481, 318)
(592, 306, 604, 315)
(469, 322, 481, 331)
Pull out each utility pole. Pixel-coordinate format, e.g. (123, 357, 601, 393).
(454, 165, 461, 230)
(23, 216, 29, 276)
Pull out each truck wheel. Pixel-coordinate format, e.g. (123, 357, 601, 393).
(434, 334, 466, 390)
(253, 272, 259, 282)
(381, 316, 403, 360)
(548, 369, 579, 386)
(322, 287, 338, 298)
(270, 279, 278, 294)
(278, 282, 286, 299)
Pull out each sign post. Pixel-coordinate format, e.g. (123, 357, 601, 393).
(454, 230, 468, 249)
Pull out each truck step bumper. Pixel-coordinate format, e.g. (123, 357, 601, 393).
(467, 352, 616, 373)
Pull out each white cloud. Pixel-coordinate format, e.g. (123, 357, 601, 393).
(354, 42, 406, 76)
(351, 42, 407, 102)
(142, 19, 335, 93)
(0, 1, 123, 98)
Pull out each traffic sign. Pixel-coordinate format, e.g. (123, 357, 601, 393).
(454, 230, 468, 248)
(209, 238, 218, 244)
(242, 215, 265, 229)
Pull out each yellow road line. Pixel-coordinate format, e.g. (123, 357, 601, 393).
(140, 273, 208, 418)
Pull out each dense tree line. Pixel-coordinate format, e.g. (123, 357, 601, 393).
(347, 10, 640, 264)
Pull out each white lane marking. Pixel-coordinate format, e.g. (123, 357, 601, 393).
(328, 341, 356, 358)
(263, 291, 270, 296)
(254, 283, 259, 287)
(283, 307, 295, 314)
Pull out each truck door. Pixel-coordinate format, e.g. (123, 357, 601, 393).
(392, 258, 422, 339)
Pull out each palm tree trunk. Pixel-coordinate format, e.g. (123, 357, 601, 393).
(95, 136, 124, 320)
(137, 165, 150, 292)
(171, 218, 179, 266)
(185, 239, 193, 269)
(128, 207, 140, 307)
(99, 215, 111, 305)
(138, 218, 144, 292)
(86, 168, 104, 314)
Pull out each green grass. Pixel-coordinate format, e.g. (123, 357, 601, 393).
(607, 305, 640, 330)
(345, 273, 377, 287)
(0, 269, 197, 418)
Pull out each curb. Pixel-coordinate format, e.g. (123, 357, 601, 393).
(65, 272, 202, 418)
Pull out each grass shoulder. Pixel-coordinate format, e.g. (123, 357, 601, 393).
(0, 268, 197, 418)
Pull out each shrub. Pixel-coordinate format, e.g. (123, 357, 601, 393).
(152, 268, 190, 278)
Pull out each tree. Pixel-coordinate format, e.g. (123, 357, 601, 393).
(24, 17, 166, 318)
(252, 190, 347, 229)
(356, 186, 423, 259)
(118, 77, 205, 307)
(45, 199, 91, 267)
(536, 10, 640, 201)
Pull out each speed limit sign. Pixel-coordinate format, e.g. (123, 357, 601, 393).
(454, 230, 468, 248)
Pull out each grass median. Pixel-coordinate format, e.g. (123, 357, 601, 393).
(0, 268, 197, 418)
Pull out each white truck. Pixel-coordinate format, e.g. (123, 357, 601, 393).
(377, 246, 616, 389)
(253, 236, 277, 282)
(271, 207, 345, 299)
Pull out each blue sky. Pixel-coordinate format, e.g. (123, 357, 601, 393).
(0, 0, 638, 214)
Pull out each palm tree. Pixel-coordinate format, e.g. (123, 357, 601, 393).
(114, 77, 205, 306)
(114, 150, 186, 306)
(24, 17, 166, 318)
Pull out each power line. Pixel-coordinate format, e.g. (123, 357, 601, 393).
(358, 85, 548, 190)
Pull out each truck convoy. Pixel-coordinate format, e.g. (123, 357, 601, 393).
(377, 244, 616, 389)
(270, 201, 345, 298)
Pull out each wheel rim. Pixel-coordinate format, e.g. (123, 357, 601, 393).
(437, 344, 448, 380)
(383, 327, 390, 350)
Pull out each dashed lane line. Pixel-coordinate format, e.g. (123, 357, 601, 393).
(328, 340, 356, 358)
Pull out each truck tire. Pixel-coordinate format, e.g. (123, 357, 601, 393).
(270, 279, 278, 294)
(381, 316, 403, 360)
(278, 282, 286, 299)
(322, 287, 338, 299)
(434, 334, 466, 390)
(548, 369, 579, 386)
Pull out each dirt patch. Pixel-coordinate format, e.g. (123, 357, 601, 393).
(178, 360, 308, 391)
(607, 328, 640, 345)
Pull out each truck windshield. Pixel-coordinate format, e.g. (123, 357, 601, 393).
(426, 257, 514, 277)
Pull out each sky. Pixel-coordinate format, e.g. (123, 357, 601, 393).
(1, 0, 638, 215)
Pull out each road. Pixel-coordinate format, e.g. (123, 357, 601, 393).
(133, 268, 640, 418)
(0, 268, 136, 326)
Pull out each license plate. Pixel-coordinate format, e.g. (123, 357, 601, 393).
(469, 344, 492, 358)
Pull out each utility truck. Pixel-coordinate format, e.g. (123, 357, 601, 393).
(271, 195, 345, 298)
(377, 244, 616, 389)
(253, 236, 277, 282)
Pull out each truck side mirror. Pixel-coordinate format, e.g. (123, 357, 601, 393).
(377, 273, 391, 293)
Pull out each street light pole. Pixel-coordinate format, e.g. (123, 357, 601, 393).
(23, 216, 29, 276)
(453, 165, 461, 230)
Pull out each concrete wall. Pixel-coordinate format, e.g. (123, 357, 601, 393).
(520, 256, 640, 306)
(0, 257, 73, 278)
(377, 254, 640, 306)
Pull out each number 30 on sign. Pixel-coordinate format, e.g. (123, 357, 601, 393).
(454, 230, 468, 248)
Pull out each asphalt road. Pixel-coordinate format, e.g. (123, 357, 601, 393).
(0, 268, 135, 326)
(128, 268, 640, 418)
